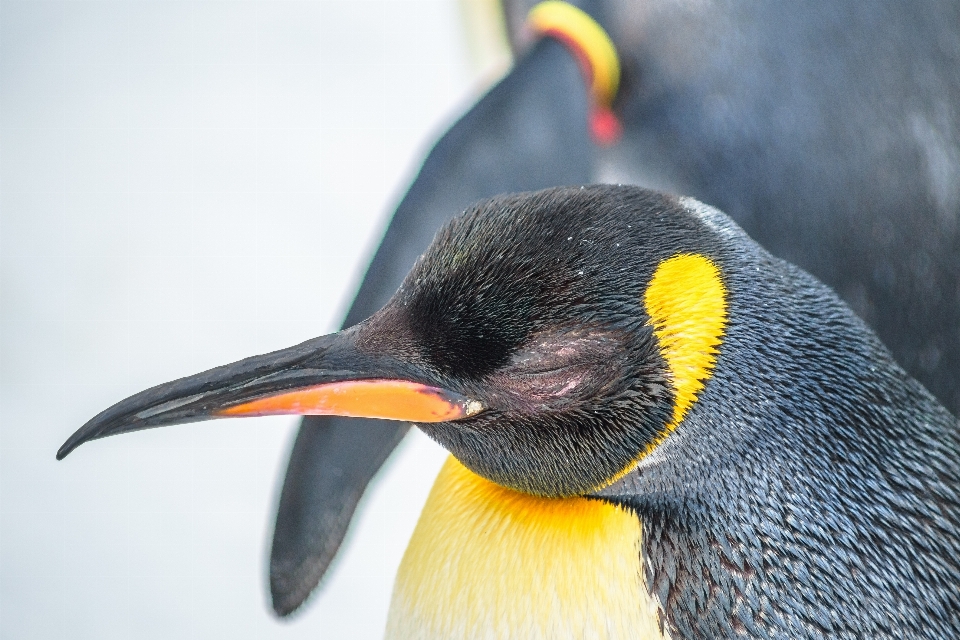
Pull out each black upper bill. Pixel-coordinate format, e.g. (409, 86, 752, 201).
(56, 329, 437, 460)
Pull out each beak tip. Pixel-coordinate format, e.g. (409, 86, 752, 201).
(57, 424, 98, 460)
(57, 438, 79, 460)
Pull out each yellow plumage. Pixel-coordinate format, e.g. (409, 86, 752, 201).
(387, 456, 668, 639)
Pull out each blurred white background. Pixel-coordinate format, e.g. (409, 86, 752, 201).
(0, 1, 504, 637)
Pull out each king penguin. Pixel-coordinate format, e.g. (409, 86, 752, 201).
(60, 186, 960, 638)
(278, 1, 960, 614)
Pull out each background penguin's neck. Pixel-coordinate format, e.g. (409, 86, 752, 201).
(385, 455, 669, 639)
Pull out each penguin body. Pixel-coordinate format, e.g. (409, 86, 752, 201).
(62, 185, 960, 637)
(391, 186, 960, 638)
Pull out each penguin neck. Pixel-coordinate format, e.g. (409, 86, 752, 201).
(385, 455, 670, 639)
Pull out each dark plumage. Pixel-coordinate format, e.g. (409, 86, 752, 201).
(61, 185, 960, 637)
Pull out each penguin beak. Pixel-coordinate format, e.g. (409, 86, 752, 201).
(56, 328, 480, 460)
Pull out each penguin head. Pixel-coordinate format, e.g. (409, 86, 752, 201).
(59, 186, 729, 498)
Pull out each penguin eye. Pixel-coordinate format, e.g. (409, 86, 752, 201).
(487, 327, 625, 409)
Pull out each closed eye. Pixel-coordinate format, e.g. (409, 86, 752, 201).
(485, 325, 629, 409)
(507, 327, 624, 374)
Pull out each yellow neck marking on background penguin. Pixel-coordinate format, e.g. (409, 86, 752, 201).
(644, 253, 727, 438)
(386, 456, 667, 639)
(527, 1, 620, 108)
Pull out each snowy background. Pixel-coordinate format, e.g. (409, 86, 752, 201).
(1, 1, 504, 637)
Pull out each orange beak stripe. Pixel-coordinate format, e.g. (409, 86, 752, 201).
(217, 379, 475, 423)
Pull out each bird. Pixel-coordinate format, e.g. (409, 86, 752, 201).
(281, 1, 960, 614)
(60, 185, 960, 638)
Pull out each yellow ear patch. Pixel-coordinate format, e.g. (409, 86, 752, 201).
(644, 253, 727, 436)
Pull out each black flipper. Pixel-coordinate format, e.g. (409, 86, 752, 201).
(269, 37, 594, 617)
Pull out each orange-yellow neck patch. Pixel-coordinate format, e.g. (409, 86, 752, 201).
(644, 253, 727, 436)
(386, 456, 667, 639)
